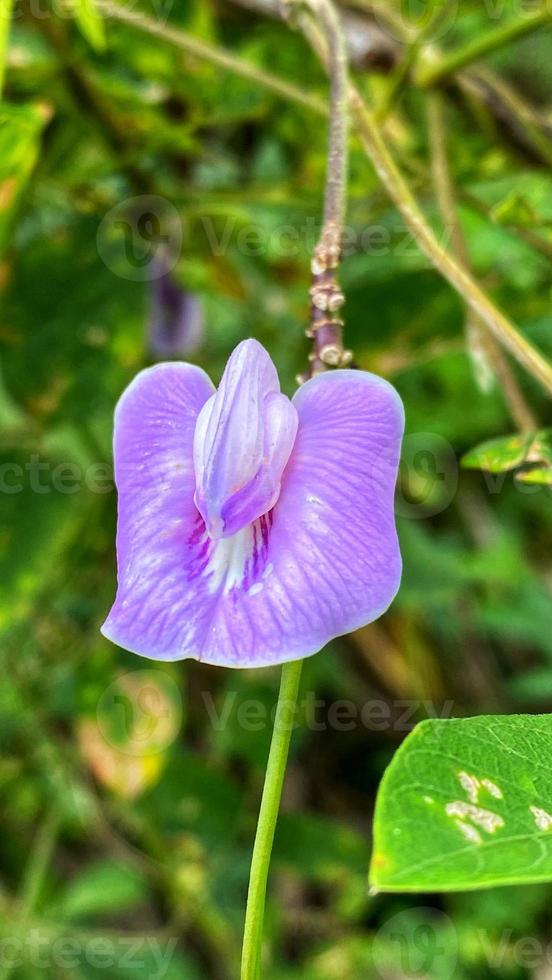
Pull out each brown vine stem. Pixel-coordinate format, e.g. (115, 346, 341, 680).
(294, 16, 546, 394)
(283, 0, 353, 378)
(101, 0, 552, 397)
(427, 90, 537, 434)
(292, 13, 552, 397)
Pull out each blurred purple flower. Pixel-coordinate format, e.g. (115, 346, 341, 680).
(101, 339, 404, 668)
(149, 259, 203, 358)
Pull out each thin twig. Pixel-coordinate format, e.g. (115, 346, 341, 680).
(385, 141, 552, 265)
(98, 0, 552, 395)
(459, 67, 552, 168)
(97, 0, 327, 117)
(416, 6, 552, 87)
(349, 87, 552, 395)
(295, 13, 552, 395)
(427, 90, 537, 433)
(376, 0, 456, 122)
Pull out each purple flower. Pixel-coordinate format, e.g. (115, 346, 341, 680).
(101, 339, 404, 668)
(149, 260, 204, 358)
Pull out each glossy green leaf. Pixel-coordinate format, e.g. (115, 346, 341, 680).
(370, 715, 552, 892)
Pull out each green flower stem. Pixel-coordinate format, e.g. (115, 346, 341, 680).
(241, 658, 303, 980)
(416, 7, 552, 87)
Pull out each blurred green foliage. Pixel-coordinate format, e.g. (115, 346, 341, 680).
(1, 0, 552, 977)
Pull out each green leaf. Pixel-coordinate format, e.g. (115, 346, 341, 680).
(461, 432, 533, 472)
(462, 428, 552, 475)
(516, 465, 552, 486)
(370, 715, 552, 892)
(72, 0, 106, 52)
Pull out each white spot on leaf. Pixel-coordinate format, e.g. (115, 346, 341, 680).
(454, 820, 482, 845)
(481, 778, 502, 800)
(446, 801, 504, 835)
(457, 770, 480, 804)
(530, 806, 552, 831)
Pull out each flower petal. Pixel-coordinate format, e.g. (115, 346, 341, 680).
(193, 369, 404, 666)
(193, 339, 297, 538)
(101, 362, 216, 656)
(103, 365, 403, 668)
